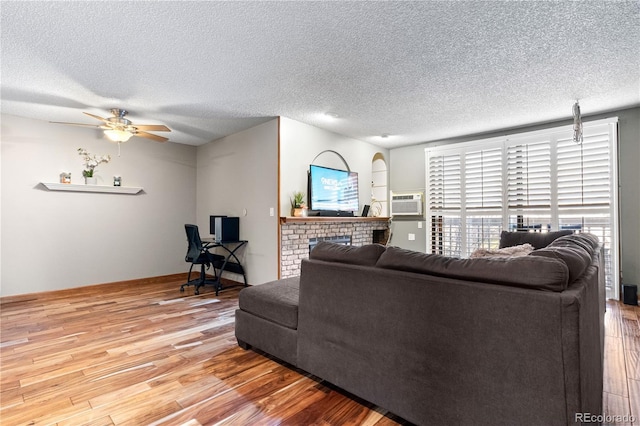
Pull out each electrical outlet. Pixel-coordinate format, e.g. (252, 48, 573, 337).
(408, 233, 416, 241)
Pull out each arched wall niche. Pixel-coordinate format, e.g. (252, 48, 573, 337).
(371, 153, 388, 217)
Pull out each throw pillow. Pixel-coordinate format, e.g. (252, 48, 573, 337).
(498, 230, 574, 249)
(470, 243, 534, 259)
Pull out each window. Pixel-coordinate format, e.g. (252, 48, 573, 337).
(425, 118, 619, 298)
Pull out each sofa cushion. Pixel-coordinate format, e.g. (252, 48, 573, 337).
(547, 233, 599, 255)
(310, 241, 386, 266)
(499, 230, 574, 249)
(376, 246, 569, 291)
(528, 246, 590, 284)
(238, 277, 300, 329)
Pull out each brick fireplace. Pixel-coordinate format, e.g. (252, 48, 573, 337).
(279, 216, 390, 278)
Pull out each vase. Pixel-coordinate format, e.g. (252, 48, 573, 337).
(84, 176, 97, 185)
(292, 207, 308, 217)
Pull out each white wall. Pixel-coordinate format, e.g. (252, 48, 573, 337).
(279, 117, 389, 216)
(1, 114, 197, 296)
(196, 119, 279, 285)
(0, 114, 387, 296)
(389, 106, 640, 290)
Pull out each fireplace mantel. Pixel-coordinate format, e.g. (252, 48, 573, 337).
(280, 216, 390, 224)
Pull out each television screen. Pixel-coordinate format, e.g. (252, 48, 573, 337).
(309, 164, 359, 212)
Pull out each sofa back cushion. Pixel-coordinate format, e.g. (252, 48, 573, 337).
(526, 233, 600, 283)
(376, 246, 569, 291)
(547, 233, 599, 255)
(310, 241, 387, 266)
(528, 246, 590, 284)
(499, 230, 573, 249)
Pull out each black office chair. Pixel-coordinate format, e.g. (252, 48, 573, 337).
(181, 224, 225, 295)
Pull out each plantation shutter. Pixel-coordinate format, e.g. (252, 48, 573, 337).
(428, 153, 461, 212)
(427, 152, 462, 256)
(425, 118, 618, 298)
(507, 141, 551, 210)
(465, 147, 502, 211)
(557, 124, 611, 211)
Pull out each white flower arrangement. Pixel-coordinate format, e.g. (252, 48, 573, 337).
(78, 148, 111, 177)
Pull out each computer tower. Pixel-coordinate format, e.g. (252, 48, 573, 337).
(622, 284, 638, 306)
(214, 216, 240, 242)
(209, 215, 227, 235)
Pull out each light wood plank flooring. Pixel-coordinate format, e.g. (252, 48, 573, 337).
(604, 298, 640, 425)
(1, 276, 638, 425)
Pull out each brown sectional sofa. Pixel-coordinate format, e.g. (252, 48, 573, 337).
(235, 232, 605, 425)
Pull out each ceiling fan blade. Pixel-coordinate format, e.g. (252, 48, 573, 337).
(135, 131, 168, 142)
(49, 121, 101, 128)
(134, 124, 171, 132)
(83, 112, 108, 122)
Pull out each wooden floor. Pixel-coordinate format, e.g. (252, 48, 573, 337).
(1, 276, 638, 426)
(604, 297, 640, 425)
(0, 276, 406, 426)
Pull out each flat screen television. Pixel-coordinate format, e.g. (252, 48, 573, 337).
(308, 164, 359, 213)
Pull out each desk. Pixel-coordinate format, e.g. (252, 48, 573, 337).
(198, 239, 248, 295)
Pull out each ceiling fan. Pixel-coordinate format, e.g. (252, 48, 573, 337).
(51, 108, 171, 143)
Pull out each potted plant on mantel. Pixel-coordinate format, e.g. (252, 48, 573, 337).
(290, 191, 308, 217)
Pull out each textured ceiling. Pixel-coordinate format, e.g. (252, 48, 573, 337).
(2, 1, 639, 148)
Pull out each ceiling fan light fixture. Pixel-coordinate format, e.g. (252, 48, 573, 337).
(104, 129, 133, 142)
(52, 108, 170, 144)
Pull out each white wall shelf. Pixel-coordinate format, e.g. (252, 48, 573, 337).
(41, 182, 143, 195)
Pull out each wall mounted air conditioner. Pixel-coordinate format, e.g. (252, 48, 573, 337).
(390, 192, 423, 216)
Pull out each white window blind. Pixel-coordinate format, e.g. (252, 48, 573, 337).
(425, 118, 619, 298)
